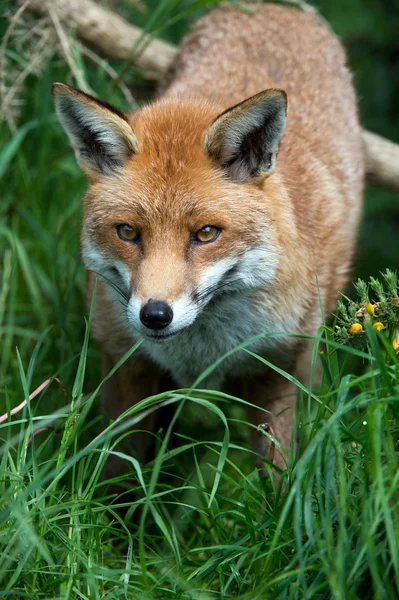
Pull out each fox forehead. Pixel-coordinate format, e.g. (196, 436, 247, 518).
(84, 100, 222, 212)
(117, 98, 222, 200)
(129, 98, 219, 158)
(83, 100, 274, 242)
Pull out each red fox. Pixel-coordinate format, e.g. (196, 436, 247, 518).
(52, 3, 364, 474)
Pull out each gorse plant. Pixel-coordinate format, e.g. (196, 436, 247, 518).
(335, 269, 399, 355)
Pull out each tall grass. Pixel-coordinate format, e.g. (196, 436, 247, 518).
(1, 0, 399, 598)
(1, 320, 399, 598)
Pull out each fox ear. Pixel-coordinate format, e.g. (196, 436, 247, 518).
(205, 89, 287, 182)
(52, 83, 138, 178)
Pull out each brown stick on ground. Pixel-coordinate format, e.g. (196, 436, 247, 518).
(363, 130, 399, 191)
(24, 0, 177, 80)
(23, 0, 399, 192)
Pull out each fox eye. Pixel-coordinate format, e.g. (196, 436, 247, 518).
(194, 225, 221, 244)
(116, 224, 139, 243)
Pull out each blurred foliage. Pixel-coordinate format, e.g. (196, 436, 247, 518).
(313, 0, 399, 281)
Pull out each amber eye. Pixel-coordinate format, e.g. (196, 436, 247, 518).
(116, 224, 140, 243)
(194, 225, 221, 244)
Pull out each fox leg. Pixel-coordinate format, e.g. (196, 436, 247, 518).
(101, 352, 164, 478)
(244, 371, 298, 475)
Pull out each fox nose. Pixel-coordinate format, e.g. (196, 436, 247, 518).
(140, 300, 173, 330)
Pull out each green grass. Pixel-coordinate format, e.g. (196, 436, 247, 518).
(1, 316, 399, 598)
(1, 0, 399, 597)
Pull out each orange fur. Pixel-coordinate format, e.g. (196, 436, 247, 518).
(54, 3, 364, 474)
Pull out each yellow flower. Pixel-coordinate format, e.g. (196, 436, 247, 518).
(373, 322, 385, 332)
(365, 302, 375, 315)
(349, 323, 363, 335)
(393, 337, 399, 354)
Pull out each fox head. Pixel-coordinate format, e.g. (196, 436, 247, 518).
(52, 83, 287, 341)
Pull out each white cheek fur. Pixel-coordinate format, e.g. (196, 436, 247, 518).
(82, 240, 105, 272)
(195, 244, 279, 301)
(197, 256, 238, 294)
(170, 295, 198, 329)
(82, 240, 131, 292)
(113, 260, 131, 290)
(126, 295, 142, 331)
(236, 245, 279, 287)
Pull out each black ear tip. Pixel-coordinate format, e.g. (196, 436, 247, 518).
(51, 82, 79, 100)
(51, 82, 69, 99)
(51, 82, 60, 98)
(280, 90, 288, 109)
(266, 88, 288, 109)
(252, 89, 287, 115)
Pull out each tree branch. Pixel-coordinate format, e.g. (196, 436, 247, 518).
(24, 0, 177, 79)
(363, 130, 399, 191)
(24, 0, 399, 191)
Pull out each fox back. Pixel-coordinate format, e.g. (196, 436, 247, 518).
(53, 3, 364, 469)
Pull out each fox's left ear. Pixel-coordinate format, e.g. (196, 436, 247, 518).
(205, 89, 287, 182)
(52, 83, 138, 178)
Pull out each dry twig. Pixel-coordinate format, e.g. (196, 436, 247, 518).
(24, 0, 176, 79)
(0, 376, 68, 425)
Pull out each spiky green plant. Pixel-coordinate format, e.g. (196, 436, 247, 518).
(335, 269, 399, 357)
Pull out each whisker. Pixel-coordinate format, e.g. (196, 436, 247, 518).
(93, 270, 130, 303)
(195, 277, 242, 304)
(200, 278, 237, 298)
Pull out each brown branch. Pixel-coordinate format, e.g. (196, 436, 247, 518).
(363, 130, 399, 191)
(23, 0, 399, 191)
(24, 0, 177, 80)
(0, 376, 68, 424)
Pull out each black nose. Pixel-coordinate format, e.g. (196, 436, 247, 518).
(140, 300, 173, 330)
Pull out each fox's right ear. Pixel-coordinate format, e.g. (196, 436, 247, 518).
(52, 83, 138, 178)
